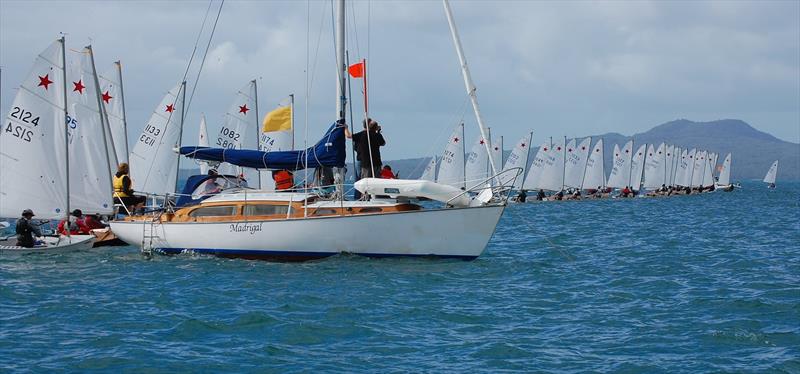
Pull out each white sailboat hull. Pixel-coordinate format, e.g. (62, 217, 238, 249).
(110, 205, 505, 260)
(0, 235, 96, 253)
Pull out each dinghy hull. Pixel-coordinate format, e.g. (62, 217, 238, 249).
(0, 235, 96, 253)
(111, 205, 505, 261)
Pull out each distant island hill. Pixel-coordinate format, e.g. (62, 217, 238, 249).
(178, 119, 799, 182)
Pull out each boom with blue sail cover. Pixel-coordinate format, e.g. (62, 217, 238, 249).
(180, 123, 345, 171)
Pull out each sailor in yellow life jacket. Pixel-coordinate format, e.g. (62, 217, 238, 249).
(114, 163, 146, 214)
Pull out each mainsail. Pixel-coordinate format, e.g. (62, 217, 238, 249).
(690, 150, 706, 187)
(643, 143, 666, 190)
(0, 40, 69, 219)
(536, 137, 566, 192)
(436, 124, 466, 189)
(465, 135, 489, 186)
(198, 115, 210, 175)
(98, 61, 129, 165)
(763, 160, 778, 184)
(500, 132, 532, 190)
(564, 137, 591, 189)
(129, 82, 186, 196)
(717, 153, 732, 186)
(629, 144, 647, 191)
(582, 138, 605, 190)
(420, 157, 437, 181)
(215, 80, 259, 186)
(490, 136, 503, 178)
(607, 141, 632, 189)
(521, 141, 549, 191)
(64, 46, 114, 215)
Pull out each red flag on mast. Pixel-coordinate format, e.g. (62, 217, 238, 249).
(348, 61, 365, 78)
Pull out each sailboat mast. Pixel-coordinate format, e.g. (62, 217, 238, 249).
(252, 79, 260, 189)
(562, 136, 566, 191)
(60, 36, 71, 227)
(334, 0, 347, 193)
(290, 93, 295, 149)
(442, 0, 497, 178)
(116, 61, 130, 163)
(174, 81, 187, 194)
(88, 45, 116, 210)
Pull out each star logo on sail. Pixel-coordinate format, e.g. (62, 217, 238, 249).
(73, 80, 85, 94)
(479, 139, 485, 145)
(38, 74, 53, 90)
(102, 91, 113, 104)
(239, 104, 249, 115)
(453, 137, 459, 143)
(521, 143, 526, 148)
(165, 104, 175, 113)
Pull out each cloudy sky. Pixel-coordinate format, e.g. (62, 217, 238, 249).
(1, 0, 798, 161)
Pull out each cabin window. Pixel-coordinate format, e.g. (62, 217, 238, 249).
(189, 205, 238, 217)
(359, 207, 383, 213)
(312, 208, 338, 216)
(244, 204, 289, 216)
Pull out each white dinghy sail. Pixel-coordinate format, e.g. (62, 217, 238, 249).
(564, 137, 590, 190)
(129, 82, 186, 196)
(215, 80, 260, 186)
(465, 134, 489, 187)
(607, 141, 632, 189)
(582, 138, 605, 190)
(763, 160, 778, 186)
(198, 114, 210, 175)
(629, 143, 647, 191)
(98, 61, 129, 165)
(499, 132, 532, 191)
(716, 153, 732, 187)
(521, 141, 550, 191)
(65, 45, 114, 215)
(436, 123, 466, 189)
(420, 156, 437, 181)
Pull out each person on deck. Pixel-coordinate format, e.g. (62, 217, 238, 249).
(58, 209, 90, 235)
(380, 165, 397, 179)
(15, 209, 42, 248)
(203, 169, 223, 195)
(536, 189, 546, 201)
(345, 118, 386, 180)
(113, 163, 146, 215)
(621, 186, 632, 198)
(272, 170, 294, 191)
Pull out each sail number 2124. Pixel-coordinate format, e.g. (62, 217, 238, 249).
(5, 106, 40, 142)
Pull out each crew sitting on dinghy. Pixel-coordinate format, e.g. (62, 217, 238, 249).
(113, 163, 146, 215)
(15, 209, 42, 248)
(516, 189, 527, 203)
(58, 209, 90, 235)
(536, 189, 546, 201)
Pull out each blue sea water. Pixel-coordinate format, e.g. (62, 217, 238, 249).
(1, 181, 798, 373)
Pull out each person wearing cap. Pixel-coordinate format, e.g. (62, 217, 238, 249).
(15, 209, 42, 248)
(57, 209, 90, 235)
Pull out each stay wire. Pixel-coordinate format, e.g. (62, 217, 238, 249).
(187, 0, 225, 113)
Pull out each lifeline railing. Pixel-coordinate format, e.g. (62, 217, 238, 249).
(444, 167, 524, 207)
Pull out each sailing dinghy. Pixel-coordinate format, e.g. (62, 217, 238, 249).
(0, 38, 97, 251)
(763, 160, 778, 189)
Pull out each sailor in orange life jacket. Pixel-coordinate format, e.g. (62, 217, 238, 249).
(380, 165, 397, 179)
(272, 170, 294, 191)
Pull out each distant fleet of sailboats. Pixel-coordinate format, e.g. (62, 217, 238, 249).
(418, 132, 777, 200)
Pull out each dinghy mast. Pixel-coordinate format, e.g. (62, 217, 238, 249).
(60, 36, 71, 228)
(87, 45, 116, 210)
(443, 0, 497, 178)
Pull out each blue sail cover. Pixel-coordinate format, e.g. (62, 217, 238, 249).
(180, 123, 345, 171)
